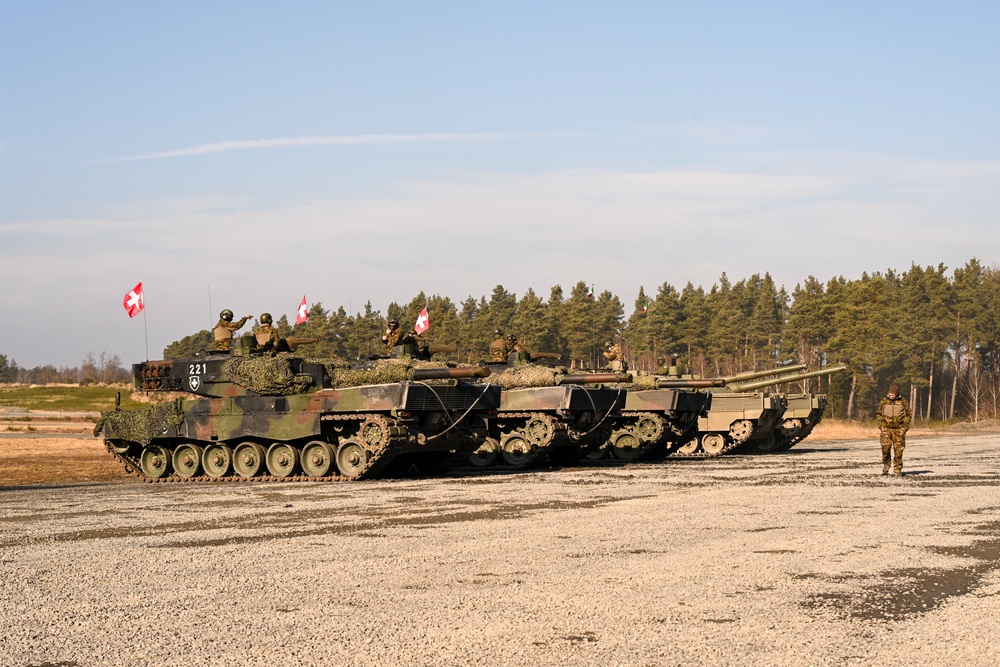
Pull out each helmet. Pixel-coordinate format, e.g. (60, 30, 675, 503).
(506, 334, 516, 343)
(220, 309, 234, 322)
(388, 319, 399, 327)
(260, 313, 272, 325)
(604, 341, 613, 348)
(493, 329, 504, 337)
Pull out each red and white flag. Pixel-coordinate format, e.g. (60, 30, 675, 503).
(123, 282, 144, 318)
(414, 307, 430, 334)
(296, 295, 309, 324)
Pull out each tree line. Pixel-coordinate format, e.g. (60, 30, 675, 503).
(6, 258, 998, 424)
(0, 351, 131, 385)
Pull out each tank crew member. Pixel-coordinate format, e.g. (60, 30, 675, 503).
(401, 329, 431, 359)
(381, 319, 402, 353)
(254, 313, 280, 351)
(876, 383, 911, 475)
(489, 330, 509, 362)
(505, 334, 526, 356)
(603, 341, 626, 371)
(213, 309, 253, 351)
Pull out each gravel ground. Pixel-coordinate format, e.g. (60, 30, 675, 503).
(3, 433, 1000, 667)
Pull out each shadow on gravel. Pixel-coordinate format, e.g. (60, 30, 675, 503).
(802, 520, 1000, 621)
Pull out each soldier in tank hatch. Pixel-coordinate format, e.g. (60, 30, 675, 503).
(489, 330, 509, 362)
(381, 319, 402, 353)
(254, 313, 280, 351)
(213, 310, 253, 351)
(603, 340, 626, 372)
(876, 383, 911, 475)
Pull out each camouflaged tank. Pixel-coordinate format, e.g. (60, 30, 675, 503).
(466, 356, 632, 470)
(95, 336, 500, 482)
(659, 364, 845, 456)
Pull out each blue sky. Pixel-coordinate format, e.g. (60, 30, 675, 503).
(2, 2, 999, 368)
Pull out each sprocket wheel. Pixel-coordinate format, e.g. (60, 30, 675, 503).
(729, 419, 755, 445)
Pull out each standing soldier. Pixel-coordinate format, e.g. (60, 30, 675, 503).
(213, 309, 253, 351)
(381, 319, 402, 353)
(876, 383, 911, 475)
(254, 313, 280, 351)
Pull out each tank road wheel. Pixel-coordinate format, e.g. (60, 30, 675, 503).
(266, 443, 299, 478)
(701, 433, 727, 456)
(172, 444, 203, 478)
(610, 431, 643, 462)
(728, 420, 755, 446)
(139, 445, 172, 479)
(523, 417, 552, 447)
(585, 444, 610, 461)
(676, 438, 700, 455)
(301, 441, 334, 477)
(202, 444, 233, 478)
(500, 435, 534, 467)
(233, 442, 266, 478)
(468, 437, 500, 468)
(336, 441, 370, 479)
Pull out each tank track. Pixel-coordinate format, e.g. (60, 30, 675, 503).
(492, 412, 561, 469)
(663, 419, 756, 459)
(104, 413, 409, 483)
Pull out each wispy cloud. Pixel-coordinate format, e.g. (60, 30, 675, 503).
(99, 131, 566, 163)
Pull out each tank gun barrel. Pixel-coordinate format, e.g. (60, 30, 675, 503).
(720, 364, 806, 383)
(727, 365, 847, 392)
(410, 365, 491, 381)
(556, 372, 632, 385)
(529, 351, 562, 361)
(656, 378, 728, 389)
(284, 336, 317, 352)
(427, 344, 458, 354)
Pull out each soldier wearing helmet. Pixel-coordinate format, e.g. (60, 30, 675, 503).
(489, 330, 508, 362)
(213, 309, 253, 352)
(381, 319, 402, 353)
(602, 340, 626, 371)
(254, 312, 280, 351)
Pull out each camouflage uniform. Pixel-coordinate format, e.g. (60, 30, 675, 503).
(603, 343, 626, 371)
(876, 388, 911, 475)
(489, 335, 508, 362)
(382, 325, 402, 353)
(254, 323, 280, 351)
(213, 315, 252, 351)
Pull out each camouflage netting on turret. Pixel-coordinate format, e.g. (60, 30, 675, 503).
(620, 375, 660, 390)
(94, 402, 184, 446)
(223, 353, 314, 396)
(321, 358, 470, 388)
(487, 364, 564, 389)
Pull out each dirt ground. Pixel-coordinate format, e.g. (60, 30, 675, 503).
(4, 424, 1000, 666)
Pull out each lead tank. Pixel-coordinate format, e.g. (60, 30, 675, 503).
(660, 364, 845, 456)
(96, 342, 500, 482)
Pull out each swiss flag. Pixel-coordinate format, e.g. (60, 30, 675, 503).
(296, 295, 309, 324)
(414, 307, 430, 334)
(123, 282, 144, 318)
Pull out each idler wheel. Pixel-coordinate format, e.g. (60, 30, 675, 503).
(140, 445, 172, 479)
(500, 435, 533, 467)
(610, 432, 643, 461)
(172, 444, 203, 478)
(108, 440, 131, 455)
(266, 443, 299, 478)
(701, 433, 727, 456)
(233, 442, 266, 478)
(301, 441, 334, 477)
(336, 441, 369, 479)
(202, 444, 233, 477)
(468, 437, 500, 468)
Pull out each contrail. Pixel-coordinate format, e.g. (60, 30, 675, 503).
(99, 132, 565, 163)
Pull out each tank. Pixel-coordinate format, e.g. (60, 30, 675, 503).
(95, 347, 501, 483)
(467, 361, 632, 470)
(662, 364, 845, 457)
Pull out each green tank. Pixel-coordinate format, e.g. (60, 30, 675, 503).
(95, 346, 500, 482)
(467, 360, 632, 470)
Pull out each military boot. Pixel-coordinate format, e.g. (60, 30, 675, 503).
(882, 465, 890, 476)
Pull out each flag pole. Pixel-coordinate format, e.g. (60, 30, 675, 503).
(143, 299, 149, 361)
